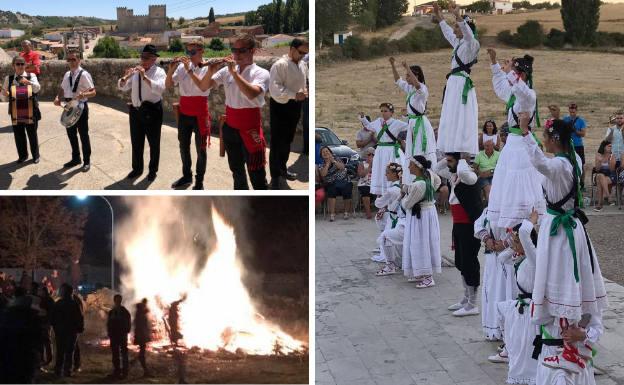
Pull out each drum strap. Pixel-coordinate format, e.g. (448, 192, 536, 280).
(69, 70, 84, 94)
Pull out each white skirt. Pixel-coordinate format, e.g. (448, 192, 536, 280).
(532, 215, 608, 324)
(487, 134, 547, 230)
(402, 206, 441, 277)
(437, 74, 479, 155)
(371, 146, 405, 195)
(402, 117, 437, 184)
(498, 300, 538, 385)
(535, 322, 596, 385)
(482, 252, 505, 340)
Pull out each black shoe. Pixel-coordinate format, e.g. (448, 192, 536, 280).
(126, 170, 142, 179)
(270, 179, 281, 189)
(64, 159, 81, 168)
(283, 171, 297, 181)
(17, 157, 27, 163)
(171, 176, 192, 189)
(33, 157, 40, 164)
(147, 171, 157, 182)
(82, 164, 91, 172)
(192, 182, 203, 190)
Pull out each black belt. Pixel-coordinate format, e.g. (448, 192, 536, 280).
(65, 98, 87, 104)
(532, 335, 564, 360)
(131, 100, 162, 110)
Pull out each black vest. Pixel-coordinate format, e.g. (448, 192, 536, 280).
(454, 182, 483, 223)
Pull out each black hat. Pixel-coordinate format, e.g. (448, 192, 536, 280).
(142, 44, 159, 57)
(513, 55, 534, 75)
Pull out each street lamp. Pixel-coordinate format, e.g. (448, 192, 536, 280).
(75, 195, 115, 292)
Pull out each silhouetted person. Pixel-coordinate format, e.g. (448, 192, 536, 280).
(134, 298, 151, 377)
(107, 294, 131, 379)
(19, 270, 32, 290)
(51, 283, 83, 377)
(168, 294, 186, 345)
(72, 292, 84, 373)
(38, 285, 55, 367)
(0, 287, 43, 383)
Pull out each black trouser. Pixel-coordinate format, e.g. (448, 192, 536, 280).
(452, 223, 481, 287)
(130, 102, 163, 174)
(42, 325, 53, 365)
(110, 335, 129, 375)
(302, 97, 309, 154)
(269, 98, 302, 180)
(66, 103, 91, 164)
(138, 343, 147, 370)
(54, 332, 77, 376)
(12, 121, 39, 160)
(222, 122, 268, 190)
(73, 336, 81, 370)
(178, 113, 206, 182)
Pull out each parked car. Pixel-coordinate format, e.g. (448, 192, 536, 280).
(315, 126, 359, 179)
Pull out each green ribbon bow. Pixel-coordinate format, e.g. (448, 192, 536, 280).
(390, 213, 399, 229)
(450, 72, 474, 104)
(547, 207, 579, 282)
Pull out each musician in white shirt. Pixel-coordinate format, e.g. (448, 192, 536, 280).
(1, 56, 41, 163)
(118, 44, 167, 182)
(54, 49, 96, 172)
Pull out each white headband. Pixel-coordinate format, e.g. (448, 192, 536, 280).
(409, 157, 423, 169)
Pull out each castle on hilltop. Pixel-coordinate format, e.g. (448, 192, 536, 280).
(116, 5, 167, 33)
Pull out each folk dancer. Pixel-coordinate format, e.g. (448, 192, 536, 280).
(433, 153, 483, 316)
(401, 156, 441, 288)
(1, 56, 41, 163)
(268, 38, 309, 189)
(359, 104, 408, 195)
(165, 40, 212, 190)
(188, 34, 270, 190)
(54, 49, 96, 172)
(118, 44, 166, 182)
(432, 1, 480, 155)
(518, 114, 607, 385)
(389, 57, 437, 184)
(374, 163, 405, 276)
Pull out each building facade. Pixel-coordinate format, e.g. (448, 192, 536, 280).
(491, 0, 513, 14)
(0, 29, 25, 38)
(116, 5, 167, 33)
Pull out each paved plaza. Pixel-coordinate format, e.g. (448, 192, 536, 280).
(316, 210, 624, 385)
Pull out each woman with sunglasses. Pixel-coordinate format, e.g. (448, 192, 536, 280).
(358, 103, 408, 196)
(1, 55, 41, 164)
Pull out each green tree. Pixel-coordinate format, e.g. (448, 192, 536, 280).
(92, 36, 133, 58)
(208, 37, 225, 50)
(169, 38, 184, 52)
(316, 0, 350, 48)
(561, 0, 600, 45)
(31, 26, 43, 37)
(209, 7, 216, 23)
(257, 3, 276, 33)
(513, 1, 532, 9)
(466, 0, 493, 13)
(179, 16, 185, 25)
(245, 10, 259, 26)
(273, 0, 283, 34)
(283, 0, 294, 33)
(294, 0, 308, 32)
(514, 20, 544, 47)
(376, 0, 408, 28)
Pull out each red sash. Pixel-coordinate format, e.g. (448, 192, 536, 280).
(225, 105, 266, 171)
(450, 204, 471, 224)
(179, 96, 211, 150)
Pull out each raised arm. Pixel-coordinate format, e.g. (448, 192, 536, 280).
(389, 57, 400, 82)
(491, 63, 512, 103)
(358, 113, 376, 133)
(511, 78, 536, 107)
(439, 20, 459, 48)
(520, 113, 567, 179)
(433, 158, 452, 180)
(457, 159, 478, 185)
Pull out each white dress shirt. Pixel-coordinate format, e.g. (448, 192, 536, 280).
(433, 158, 478, 205)
(60, 66, 95, 102)
(171, 63, 210, 97)
(117, 65, 166, 108)
(268, 55, 306, 104)
(212, 63, 269, 108)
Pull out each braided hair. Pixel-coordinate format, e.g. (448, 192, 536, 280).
(546, 119, 583, 207)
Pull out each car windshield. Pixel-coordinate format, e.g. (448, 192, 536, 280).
(317, 129, 342, 145)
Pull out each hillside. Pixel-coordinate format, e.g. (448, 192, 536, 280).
(0, 10, 112, 28)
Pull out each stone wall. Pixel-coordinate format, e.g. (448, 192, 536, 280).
(0, 57, 303, 139)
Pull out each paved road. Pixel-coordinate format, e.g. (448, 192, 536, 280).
(315, 210, 624, 385)
(0, 99, 308, 190)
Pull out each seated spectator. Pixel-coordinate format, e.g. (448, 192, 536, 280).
(473, 140, 500, 202)
(605, 111, 624, 166)
(479, 120, 500, 151)
(594, 140, 616, 211)
(499, 122, 509, 150)
(318, 146, 353, 221)
(355, 115, 376, 157)
(357, 148, 376, 219)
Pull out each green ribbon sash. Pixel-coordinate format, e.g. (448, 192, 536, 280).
(506, 95, 516, 113)
(414, 176, 434, 201)
(378, 142, 401, 158)
(407, 115, 427, 154)
(547, 207, 579, 282)
(450, 72, 474, 104)
(508, 127, 543, 147)
(377, 121, 389, 142)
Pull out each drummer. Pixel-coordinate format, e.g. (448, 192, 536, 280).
(54, 49, 96, 172)
(1, 56, 41, 164)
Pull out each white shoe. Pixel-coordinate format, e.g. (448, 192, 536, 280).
(375, 265, 397, 276)
(488, 352, 509, 363)
(370, 254, 385, 262)
(415, 276, 435, 288)
(448, 301, 467, 311)
(452, 305, 480, 317)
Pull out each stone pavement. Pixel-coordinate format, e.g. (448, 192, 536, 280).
(0, 99, 308, 190)
(315, 210, 624, 385)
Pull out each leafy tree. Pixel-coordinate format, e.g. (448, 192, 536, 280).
(514, 20, 544, 47)
(0, 197, 87, 271)
(294, 0, 308, 32)
(92, 36, 133, 58)
(169, 38, 184, 52)
(466, 0, 493, 13)
(244, 10, 259, 26)
(209, 7, 216, 23)
(561, 0, 600, 45)
(283, 0, 294, 33)
(179, 16, 185, 25)
(273, 0, 283, 34)
(208, 37, 225, 50)
(375, 0, 408, 28)
(513, 1, 532, 9)
(316, 0, 350, 48)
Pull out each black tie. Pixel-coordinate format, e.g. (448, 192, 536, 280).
(138, 73, 142, 103)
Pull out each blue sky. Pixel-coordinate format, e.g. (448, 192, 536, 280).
(0, 0, 271, 19)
